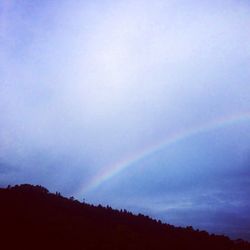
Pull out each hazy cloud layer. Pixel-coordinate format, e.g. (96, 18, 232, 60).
(1, 0, 250, 240)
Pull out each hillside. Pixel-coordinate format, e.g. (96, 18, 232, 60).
(0, 184, 249, 250)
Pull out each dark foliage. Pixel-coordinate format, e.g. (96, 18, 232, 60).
(0, 184, 249, 250)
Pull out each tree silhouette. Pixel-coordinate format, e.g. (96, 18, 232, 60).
(0, 184, 249, 250)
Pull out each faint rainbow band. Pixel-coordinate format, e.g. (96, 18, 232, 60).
(76, 112, 250, 196)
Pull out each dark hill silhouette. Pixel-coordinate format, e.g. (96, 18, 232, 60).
(0, 184, 249, 250)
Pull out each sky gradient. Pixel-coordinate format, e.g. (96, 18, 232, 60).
(1, 0, 250, 240)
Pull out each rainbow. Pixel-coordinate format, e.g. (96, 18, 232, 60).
(77, 112, 250, 196)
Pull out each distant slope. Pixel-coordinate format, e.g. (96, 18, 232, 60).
(0, 184, 249, 250)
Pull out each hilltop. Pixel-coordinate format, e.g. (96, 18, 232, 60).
(0, 184, 249, 250)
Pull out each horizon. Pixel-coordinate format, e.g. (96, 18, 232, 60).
(1, 182, 250, 243)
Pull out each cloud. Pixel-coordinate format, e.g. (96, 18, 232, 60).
(1, 0, 250, 240)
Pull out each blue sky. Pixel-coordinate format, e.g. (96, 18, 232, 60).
(1, 0, 250, 240)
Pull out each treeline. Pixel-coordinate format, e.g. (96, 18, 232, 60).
(0, 184, 249, 250)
